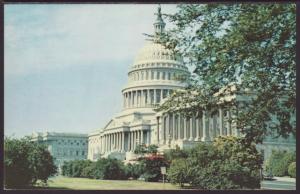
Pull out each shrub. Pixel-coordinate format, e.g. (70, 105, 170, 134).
(164, 146, 189, 162)
(167, 136, 263, 189)
(267, 150, 296, 177)
(124, 163, 144, 179)
(288, 162, 296, 178)
(167, 158, 189, 187)
(4, 137, 57, 188)
(92, 158, 127, 180)
(139, 155, 170, 182)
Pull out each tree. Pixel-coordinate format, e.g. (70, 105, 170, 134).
(134, 144, 159, 155)
(157, 3, 296, 144)
(164, 146, 189, 162)
(4, 137, 57, 188)
(288, 162, 296, 178)
(167, 137, 263, 189)
(266, 150, 295, 177)
(167, 158, 190, 187)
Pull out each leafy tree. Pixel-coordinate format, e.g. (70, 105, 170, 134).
(167, 158, 190, 187)
(266, 150, 295, 177)
(134, 144, 159, 155)
(288, 162, 296, 178)
(138, 155, 170, 182)
(4, 137, 57, 188)
(124, 163, 144, 179)
(157, 3, 296, 144)
(167, 136, 262, 189)
(163, 146, 189, 162)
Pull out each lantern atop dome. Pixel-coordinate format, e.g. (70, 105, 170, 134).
(153, 5, 166, 35)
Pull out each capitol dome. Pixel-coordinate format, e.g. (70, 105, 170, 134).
(133, 42, 183, 66)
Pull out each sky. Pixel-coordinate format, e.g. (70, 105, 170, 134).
(4, 4, 179, 138)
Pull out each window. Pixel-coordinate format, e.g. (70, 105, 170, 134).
(82, 151, 85, 156)
(76, 151, 79, 156)
(151, 71, 154, 80)
(156, 72, 160, 79)
(168, 72, 171, 80)
(162, 72, 166, 80)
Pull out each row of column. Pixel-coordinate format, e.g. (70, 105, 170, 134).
(130, 70, 176, 82)
(157, 108, 239, 144)
(123, 89, 172, 108)
(95, 130, 151, 154)
(101, 131, 125, 153)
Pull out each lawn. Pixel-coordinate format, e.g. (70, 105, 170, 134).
(40, 176, 181, 190)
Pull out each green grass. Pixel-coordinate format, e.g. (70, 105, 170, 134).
(40, 176, 181, 190)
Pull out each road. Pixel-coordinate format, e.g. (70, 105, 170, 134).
(261, 179, 296, 190)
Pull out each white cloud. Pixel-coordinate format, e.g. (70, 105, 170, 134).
(5, 4, 178, 76)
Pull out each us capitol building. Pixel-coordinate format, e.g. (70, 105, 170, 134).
(32, 6, 295, 168)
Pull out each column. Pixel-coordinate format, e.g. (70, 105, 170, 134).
(183, 117, 187, 140)
(154, 89, 157, 104)
(141, 130, 144, 145)
(213, 114, 217, 138)
(147, 90, 150, 106)
(121, 132, 124, 152)
(161, 115, 165, 144)
(177, 114, 181, 140)
(147, 131, 151, 146)
(165, 114, 170, 142)
(157, 116, 160, 144)
(160, 89, 163, 102)
(189, 116, 194, 141)
(127, 132, 131, 152)
(172, 113, 176, 140)
(201, 111, 210, 141)
(131, 91, 134, 108)
(117, 132, 120, 151)
(131, 132, 134, 151)
(141, 90, 145, 107)
(195, 115, 200, 141)
(219, 108, 224, 136)
(227, 110, 232, 135)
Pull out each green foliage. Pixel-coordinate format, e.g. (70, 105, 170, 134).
(62, 160, 92, 178)
(288, 162, 296, 178)
(139, 156, 170, 182)
(4, 137, 57, 188)
(134, 144, 158, 155)
(124, 163, 144, 179)
(62, 158, 127, 180)
(167, 159, 189, 187)
(163, 146, 189, 162)
(266, 150, 295, 177)
(159, 4, 296, 143)
(167, 136, 262, 189)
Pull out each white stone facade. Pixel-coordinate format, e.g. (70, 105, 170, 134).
(87, 7, 190, 161)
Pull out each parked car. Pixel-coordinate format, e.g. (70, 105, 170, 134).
(263, 171, 274, 180)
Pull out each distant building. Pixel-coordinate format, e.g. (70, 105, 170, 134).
(31, 132, 88, 171)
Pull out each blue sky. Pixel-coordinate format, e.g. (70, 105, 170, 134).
(4, 4, 178, 138)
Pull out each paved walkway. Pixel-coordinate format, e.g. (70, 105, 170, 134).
(273, 177, 296, 183)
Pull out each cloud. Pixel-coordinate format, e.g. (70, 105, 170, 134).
(5, 4, 178, 76)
